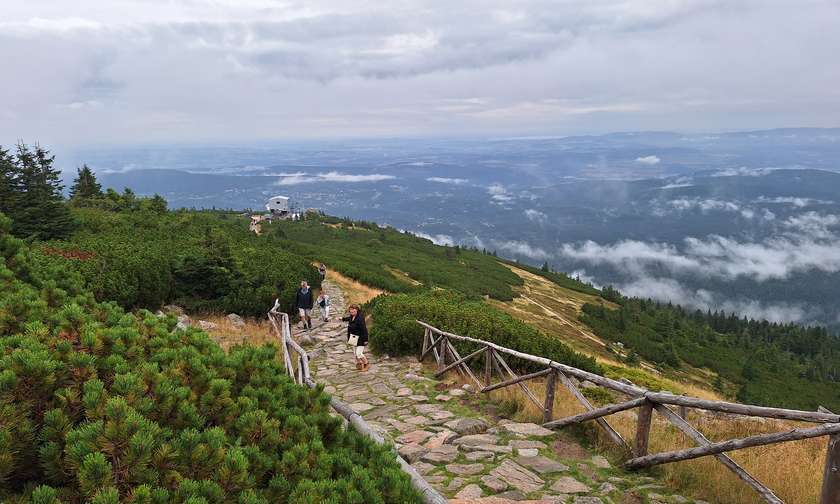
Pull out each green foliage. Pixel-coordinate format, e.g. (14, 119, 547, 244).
(0, 143, 74, 240)
(581, 296, 840, 410)
(0, 222, 421, 503)
(269, 216, 523, 300)
(32, 208, 318, 316)
(69, 165, 103, 201)
(365, 290, 600, 374)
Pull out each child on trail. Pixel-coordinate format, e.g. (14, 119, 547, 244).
(295, 281, 314, 330)
(318, 263, 327, 282)
(342, 304, 369, 371)
(317, 292, 331, 322)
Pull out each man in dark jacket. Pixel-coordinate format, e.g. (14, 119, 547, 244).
(295, 281, 314, 329)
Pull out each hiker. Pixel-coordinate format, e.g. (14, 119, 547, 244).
(295, 281, 314, 330)
(317, 292, 331, 322)
(342, 304, 369, 371)
(318, 263, 327, 281)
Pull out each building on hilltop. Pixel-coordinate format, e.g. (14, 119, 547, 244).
(266, 195, 290, 217)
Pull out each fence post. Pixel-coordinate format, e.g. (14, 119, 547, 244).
(484, 346, 492, 388)
(821, 433, 840, 504)
(679, 405, 688, 420)
(421, 328, 430, 361)
(543, 369, 557, 423)
(437, 336, 447, 372)
(634, 400, 654, 458)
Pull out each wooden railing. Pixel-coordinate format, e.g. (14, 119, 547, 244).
(417, 320, 840, 504)
(265, 301, 447, 504)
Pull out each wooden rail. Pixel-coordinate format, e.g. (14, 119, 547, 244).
(264, 301, 447, 504)
(417, 320, 840, 504)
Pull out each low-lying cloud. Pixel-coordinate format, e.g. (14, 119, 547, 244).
(275, 171, 395, 185)
(427, 177, 469, 185)
(524, 208, 548, 224)
(493, 240, 550, 260)
(563, 210, 840, 277)
(410, 230, 455, 246)
(635, 155, 660, 165)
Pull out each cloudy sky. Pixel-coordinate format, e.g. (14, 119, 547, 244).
(2, 0, 839, 146)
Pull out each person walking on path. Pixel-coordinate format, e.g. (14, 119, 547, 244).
(318, 263, 327, 282)
(295, 281, 314, 330)
(316, 292, 331, 322)
(342, 304, 369, 371)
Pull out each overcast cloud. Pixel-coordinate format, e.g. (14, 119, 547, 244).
(2, 0, 839, 146)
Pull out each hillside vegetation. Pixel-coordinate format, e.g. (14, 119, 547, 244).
(268, 215, 523, 300)
(0, 213, 421, 503)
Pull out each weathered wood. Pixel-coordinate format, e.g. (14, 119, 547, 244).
(634, 400, 654, 458)
(435, 346, 487, 377)
(821, 433, 840, 504)
(421, 327, 430, 358)
(417, 320, 646, 396)
(437, 336, 447, 372)
(481, 368, 552, 393)
(626, 422, 840, 470)
(645, 391, 840, 424)
(556, 370, 627, 448)
(420, 332, 444, 361)
(544, 397, 648, 429)
(653, 404, 781, 503)
(678, 405, 688, 420)
(484, 345, 493, 388)
(492, 350, 543, 409)
(445, 341, 483, 389)
(543, 370, 557, 423)
(819, 406, 834, 415)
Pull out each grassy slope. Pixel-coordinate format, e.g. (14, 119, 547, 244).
(488, 264, 723, 400)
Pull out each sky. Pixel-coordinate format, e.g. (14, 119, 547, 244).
(2, 0, 839, 147)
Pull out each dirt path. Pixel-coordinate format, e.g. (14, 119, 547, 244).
(291, 281, 700, 504)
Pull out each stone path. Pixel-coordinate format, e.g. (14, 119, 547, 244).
(295, 281, 708, 504)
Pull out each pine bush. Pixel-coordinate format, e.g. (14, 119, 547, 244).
(0, 215, 421, 503)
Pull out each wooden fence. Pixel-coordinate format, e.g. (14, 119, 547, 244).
(265, 301, 447, 504)
(417, 320, 840, 504)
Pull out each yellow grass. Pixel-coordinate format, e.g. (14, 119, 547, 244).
(384, 266, 423, 286)
(200, 314, 278, 351)
(446, 367, 826, 504)
(324, 268, 384, 306)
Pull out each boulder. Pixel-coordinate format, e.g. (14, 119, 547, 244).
(226, 313, 245, 328)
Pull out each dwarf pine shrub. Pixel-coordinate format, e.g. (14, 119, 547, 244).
(0, 213, 421, 503)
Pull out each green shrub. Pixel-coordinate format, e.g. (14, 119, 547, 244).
(0, 217, 421, 503)
(31, 209, 318, 316)
(365, 290, 600, 374)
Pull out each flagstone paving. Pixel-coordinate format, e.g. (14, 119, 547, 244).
(295, 280, 706, 504)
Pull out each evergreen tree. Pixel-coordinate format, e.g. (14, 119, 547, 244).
(69, 164, 103, 200)
(11, 143, 75, 240)
(148, 194, 167, 213)
(0, 146, 19, 216)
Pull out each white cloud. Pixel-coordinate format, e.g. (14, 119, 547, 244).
(524, 208, 548, 224)
(493, 240, 550, 260)
(668, 198, 741, 213)
(561, 217, 840, 282)
(616, 276, 815, 324)
(756, 196, 834, 207)
(411, 231, 455, 246)
(275, 171, 395, 185)
(487, 183, 514, 202)
(635, 155, 660, 165)
(427, 177, 468, 185)
(711, 167, 773, 177)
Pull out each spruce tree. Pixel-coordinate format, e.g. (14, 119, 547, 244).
(12, 142, 75, 240)
(0, 146, 19, 217)
(69, 164, 102, 200)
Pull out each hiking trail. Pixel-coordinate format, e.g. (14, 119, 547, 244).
(293, 280, 705, 504)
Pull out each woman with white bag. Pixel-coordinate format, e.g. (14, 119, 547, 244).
(342, 304, 369, 371)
